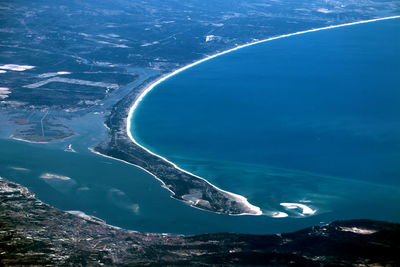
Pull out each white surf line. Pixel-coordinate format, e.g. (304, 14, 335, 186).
(89, 148, 257, 216)
(10, 136, 50, 144)
(280, 203, 316, 216)
(124, 15, 400, 216)
(88, 147, 176, 196)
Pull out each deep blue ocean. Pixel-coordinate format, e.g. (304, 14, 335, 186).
(1, 19, 399, 236)
(133, 19, 400, 221)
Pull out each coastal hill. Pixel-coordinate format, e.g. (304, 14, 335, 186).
(1, 0, 400, 216)
(1, 1, 399, 264)
(1, 177, 399, 266)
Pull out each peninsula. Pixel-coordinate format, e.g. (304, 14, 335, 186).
(1, 177, 399, 266)
(1, 0, 399, 216)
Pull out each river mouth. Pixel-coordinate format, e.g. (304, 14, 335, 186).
(1, 18, 399, 235)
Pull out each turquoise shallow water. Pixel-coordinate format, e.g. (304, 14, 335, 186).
(0, 139, 336, 234)
(133, 19, 400, 220)
(1, 19, 399, 235)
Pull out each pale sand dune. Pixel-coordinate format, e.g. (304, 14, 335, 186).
(280, 203, 317, 216)
(40, 173, 72, 181)
(121, 16, 400, 216)
(268, 211, 289, 218)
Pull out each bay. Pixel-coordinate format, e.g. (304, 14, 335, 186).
(133, 19, 400, 221)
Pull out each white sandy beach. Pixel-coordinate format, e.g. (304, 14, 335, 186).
(40, 173, 72, 181)
(89, 147, 261, 216)
(120, 15, 400, 217)
(280, 203, 317, 216)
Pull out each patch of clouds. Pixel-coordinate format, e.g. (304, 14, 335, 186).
(9, 166, 30, 172)
(0, 64, 35, 71)
(128, 203, 140, 214)
(108, 188, 141, 215)
(96, 40, 129, 48)
(38, 71, 71, 78)
(77, 186, 90, 192)
(141, 41, 160, 47)
(317, 8, 334, 13)
(0, 100, 26, 107)
(205, 35, 217, 42)
(109, 188, 126, 196)
(0, 87, 11, 99)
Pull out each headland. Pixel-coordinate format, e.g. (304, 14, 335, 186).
(95, 16, 400, 216)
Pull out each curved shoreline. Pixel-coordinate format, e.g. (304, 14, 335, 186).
(126, 15, 400, 216)
(89, 148, 261, 216)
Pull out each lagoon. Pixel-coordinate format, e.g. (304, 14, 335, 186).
(1, 18, 399, 235)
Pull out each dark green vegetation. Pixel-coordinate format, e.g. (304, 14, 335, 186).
(1, 0, 399, 141)
(1, 0, 399, 213)
(1, 1, 400, 264)
(131, 18, 400, 220)
(1, 177, 399, 266)
(96, 91, 261, 215)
